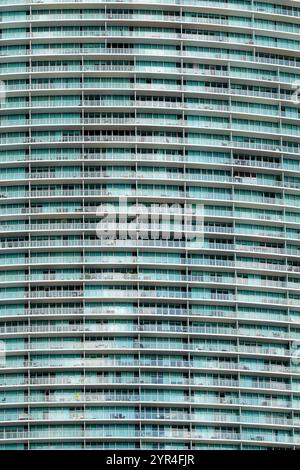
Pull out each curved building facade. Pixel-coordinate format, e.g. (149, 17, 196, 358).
(1, 0, 300, 450)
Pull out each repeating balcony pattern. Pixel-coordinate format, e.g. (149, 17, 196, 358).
(1, 0, 300, 451)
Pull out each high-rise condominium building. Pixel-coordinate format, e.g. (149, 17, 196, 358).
(1, 0, 300, 451)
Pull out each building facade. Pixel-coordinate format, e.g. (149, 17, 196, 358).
(1, 0, 300, 450)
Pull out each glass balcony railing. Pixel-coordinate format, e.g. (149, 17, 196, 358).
(1, 0, 300, 450)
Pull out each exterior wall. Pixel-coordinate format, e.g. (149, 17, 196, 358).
(1, 0, 300, 450)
